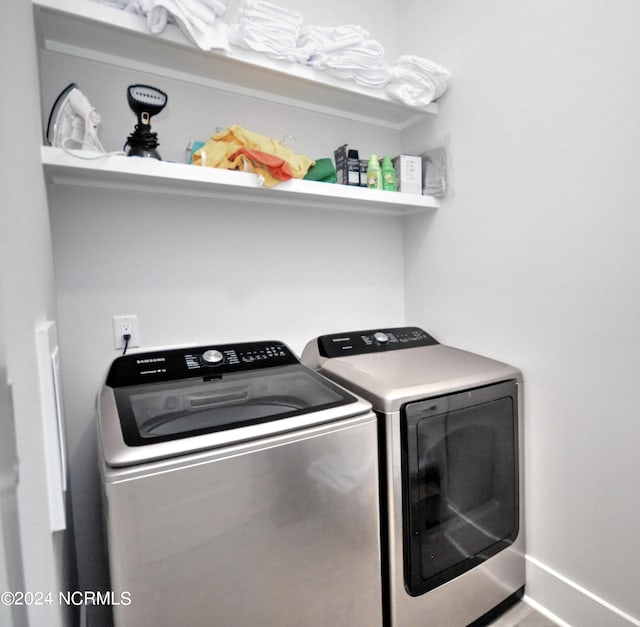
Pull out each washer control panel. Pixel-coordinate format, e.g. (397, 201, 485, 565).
(106, 341, 298, 386)
(318, 326, 438, 358)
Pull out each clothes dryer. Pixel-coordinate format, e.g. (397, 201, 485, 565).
(302, 327, 525, 627)
(98, 340, 382, 627)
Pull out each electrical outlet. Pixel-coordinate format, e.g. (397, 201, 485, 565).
(112, 315, 140, 350)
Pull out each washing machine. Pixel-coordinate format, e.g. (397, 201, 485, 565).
(98, 340, 383, 627)
(302, 326, 525, 627)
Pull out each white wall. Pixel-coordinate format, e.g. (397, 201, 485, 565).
(400, 1, 640, 625)
(50, 161, 405, 627)
(0, 283, 27, 627)
(0, 1, 73, 625)
(41, 5, 407, 618)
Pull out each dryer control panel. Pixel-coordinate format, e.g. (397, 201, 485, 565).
(106, 341, 299, 387)
(318, 326, 438, 358)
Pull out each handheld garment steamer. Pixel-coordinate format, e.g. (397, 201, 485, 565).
(124, 84, 168, 160)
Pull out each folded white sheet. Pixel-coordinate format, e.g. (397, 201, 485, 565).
(385, 54, 451, 107)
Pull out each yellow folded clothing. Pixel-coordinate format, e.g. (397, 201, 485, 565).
(192, 124, 315, 187)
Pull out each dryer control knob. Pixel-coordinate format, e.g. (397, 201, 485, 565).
(202, 349, 224, 365)
(373, 332, 390, 344)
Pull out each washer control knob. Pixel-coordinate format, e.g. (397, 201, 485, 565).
(202, 349, 224, 365)
(373, 332, 390, 344)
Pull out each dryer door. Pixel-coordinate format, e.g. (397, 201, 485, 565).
(402, 380, 519, 595)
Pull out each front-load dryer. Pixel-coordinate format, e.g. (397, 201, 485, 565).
(98, 340, 383, 627)
(302, 326, 525, 627)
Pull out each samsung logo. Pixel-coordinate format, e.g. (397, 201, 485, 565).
(136, 357, 165, 364)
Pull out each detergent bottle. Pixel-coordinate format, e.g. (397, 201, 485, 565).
(367, 154, 382, 190)
(381, 155, 397, 191)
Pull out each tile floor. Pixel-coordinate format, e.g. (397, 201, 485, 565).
(488, 601, 558, 627)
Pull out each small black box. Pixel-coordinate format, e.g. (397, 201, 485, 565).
(334, 144, 361, 186)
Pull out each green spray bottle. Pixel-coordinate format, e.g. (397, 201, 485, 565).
(381, 155, 397, 191)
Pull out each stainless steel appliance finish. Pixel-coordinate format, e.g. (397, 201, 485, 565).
(98, 340, 383, 627)
(302, 327, 525, 627)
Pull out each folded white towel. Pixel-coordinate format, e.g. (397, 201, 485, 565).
(385, 54, 451, 107)
(96, 0, 230, 50)
(228, 22, 306, 61)
(321, 41, 385, 67)
(120, 0, 228, 18)
(389, 54, 450, 82)
(149, 0, 230, 50)
(300, 26, 388, 88)
(95, 0, 133, 8)
(236, 6, 302, 27)
(324, 65, 389, 88)
(239, 0, 303, 27)
(298, 24, 369, 59)
(228, 0, 304, 62)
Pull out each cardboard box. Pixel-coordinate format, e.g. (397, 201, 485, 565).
(334, 144, 361, 186)
(392, 155, 422, 195)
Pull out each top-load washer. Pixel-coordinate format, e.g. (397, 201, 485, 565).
(98, 339, 383, 627)
(302, 326, 525, 627)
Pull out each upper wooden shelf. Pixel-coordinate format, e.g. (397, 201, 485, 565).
(33, 0, 437, 130)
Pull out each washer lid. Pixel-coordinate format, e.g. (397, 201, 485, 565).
(99, 341, 372, 466)
(112, 364, 357, 446)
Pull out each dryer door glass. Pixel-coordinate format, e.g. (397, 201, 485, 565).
(402, 380, 519, 595)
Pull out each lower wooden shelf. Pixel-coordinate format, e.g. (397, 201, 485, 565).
(41, 147, 439, 217)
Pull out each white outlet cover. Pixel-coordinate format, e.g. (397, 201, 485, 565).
(112, 315, 140, 349)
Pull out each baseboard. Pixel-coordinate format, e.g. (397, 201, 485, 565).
(525, 555, 640, 627)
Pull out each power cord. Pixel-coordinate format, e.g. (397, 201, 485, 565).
(124, 124, 159, 154)
(122, 333, 131, 356)
(60, 137, 125, 159)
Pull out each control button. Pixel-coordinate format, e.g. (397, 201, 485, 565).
(201, 349, 224, 365)
(373, 332, 390, 344)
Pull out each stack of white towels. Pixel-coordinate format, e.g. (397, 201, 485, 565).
(385, 55, 451, 107)
(96, 0, 452, 106)
(225, 2, 390, 88)
(227, 1, 306, 62)
(298, 24, 389, 89)
(226, 1, 450, 99)
(96, 0, 230, 51)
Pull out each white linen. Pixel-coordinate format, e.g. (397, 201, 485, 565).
(299, 24, 389, 88)
(227, 0, 305, 62)
(385, 54, 451, 107)
(94, 0, 231, 51)
(298, 24, 368, 57)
